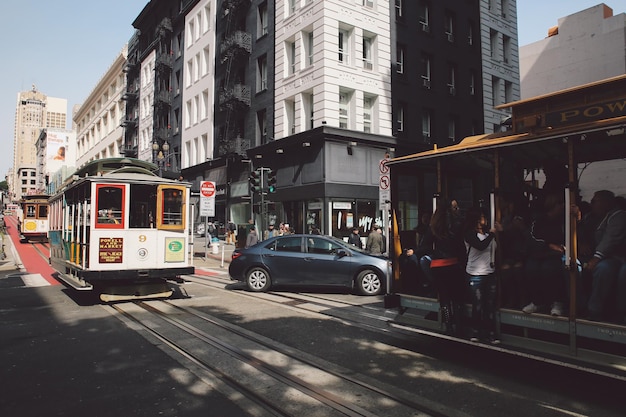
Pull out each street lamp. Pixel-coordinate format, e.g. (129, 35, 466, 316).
(152, 140, 170, 176)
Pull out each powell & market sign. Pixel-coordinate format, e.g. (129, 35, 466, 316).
(546, 98, 626, 126)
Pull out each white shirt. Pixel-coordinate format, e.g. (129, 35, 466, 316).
(465, 232, 496, 276)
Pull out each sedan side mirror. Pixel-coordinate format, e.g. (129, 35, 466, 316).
(336, 249, 349, 258)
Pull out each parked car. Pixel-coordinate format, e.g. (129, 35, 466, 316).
(229, 234, 389, 295)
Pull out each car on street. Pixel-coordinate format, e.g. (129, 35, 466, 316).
(229, 234, 389, 295)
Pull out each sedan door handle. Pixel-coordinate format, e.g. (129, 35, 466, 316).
(303, 257, 315, 262)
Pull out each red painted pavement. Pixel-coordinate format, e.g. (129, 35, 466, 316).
(4, 215, 59, 285)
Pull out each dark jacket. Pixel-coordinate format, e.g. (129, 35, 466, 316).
(348, 232, 363, 248)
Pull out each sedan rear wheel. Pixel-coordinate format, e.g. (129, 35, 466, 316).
(246, 267, 271, 292)
(356, 269, 382, 295)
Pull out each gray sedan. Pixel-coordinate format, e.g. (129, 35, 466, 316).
(228, 234, 389, 295)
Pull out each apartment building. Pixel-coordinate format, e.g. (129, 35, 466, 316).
(126, 0, 520, 235)
(122, 0, 201, 175)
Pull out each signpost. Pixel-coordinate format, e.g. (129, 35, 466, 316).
(199, 181, 216, 257)
(200, 181, 216, 217)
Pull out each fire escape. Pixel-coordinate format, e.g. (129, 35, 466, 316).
(121, 31, 140, 158)
(152, 17, 174, 169)
(218, 0, 252, 156)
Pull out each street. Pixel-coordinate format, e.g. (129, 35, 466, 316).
(0, 215, 624, 416)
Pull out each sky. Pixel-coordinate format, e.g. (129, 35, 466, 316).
(0, 0, 621, 179)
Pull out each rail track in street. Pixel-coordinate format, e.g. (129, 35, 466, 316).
(110, 298, 453, 417)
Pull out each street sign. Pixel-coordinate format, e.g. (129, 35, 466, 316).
(200, 181, 215, 217)
(379, 158, 391, 210)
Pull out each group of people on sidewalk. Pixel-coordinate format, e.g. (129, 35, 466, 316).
(347, 225, 387, 255)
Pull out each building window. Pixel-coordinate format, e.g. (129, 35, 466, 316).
(422, 109, 432, 140)
(362, 0, 374, 8)
(258, 2, 268, 37)
(395, 0, 403, 19)
(257, 55, 268, 92)
(287, 40, 297, 75)
(470, 71, 476, 96)
(448, 116, 457, 142)
(304, 31, 314, 67)
(492, 76, 501, 106)
(285, 99, 296, 135)
(420, 54, 431, 88)
(396, 104, 404, 133)
(505, 80, 513, 103)
(362, 33, 374, 70)
(444, 11, 455, 43)
(339, 90, 352, 129)
(338, 29, 350, 64)
(468, 20, 474, 46)
(503, 35, 511, 64)
(396, 44, 405, 74)
(447, 64, 456, 95)
(289, 0, 297, 15)
(418, 1, 430, 33)
(257, 109, 267, 143)
(490, 29, 498, 59)
(363, 95, 375, 133)
(303, 92, 314, 130)
(501, 0, 509, 18)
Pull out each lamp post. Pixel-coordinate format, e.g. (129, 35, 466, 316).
(152, 140, 170, 177)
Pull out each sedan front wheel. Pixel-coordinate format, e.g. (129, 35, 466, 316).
(246, 267, 271, 292)
(356, 269, 383, 295)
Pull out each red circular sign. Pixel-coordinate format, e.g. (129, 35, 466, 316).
(200, 181, 215, 197)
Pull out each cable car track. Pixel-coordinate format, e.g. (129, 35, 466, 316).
(183, 273, 626, 382)
(110, 299, 451, 417)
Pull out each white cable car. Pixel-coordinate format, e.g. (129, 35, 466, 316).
(48, 158, 194, 301)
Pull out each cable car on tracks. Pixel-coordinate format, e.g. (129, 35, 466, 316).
(48, 158, 194, 302)
(385, 75, 626, 380)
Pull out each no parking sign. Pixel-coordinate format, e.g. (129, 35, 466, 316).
(200, 181, 215, 217)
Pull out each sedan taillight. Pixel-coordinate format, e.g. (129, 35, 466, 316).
(231, 251, 242, 260)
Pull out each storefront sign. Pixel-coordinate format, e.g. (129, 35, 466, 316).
(333, 202, 352, 210)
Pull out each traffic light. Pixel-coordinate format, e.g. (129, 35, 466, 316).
(249, 169, 261, 194)
(267, 169, 277, 193)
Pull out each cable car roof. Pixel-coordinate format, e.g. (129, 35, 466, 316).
(387, 116, 626, 167)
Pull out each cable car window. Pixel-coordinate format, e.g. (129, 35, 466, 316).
(38, 205, 48, 218)
(26, 205, 36, 218)
(156, 185, 186, 231)
(129, 184, 156, 229)
(96, 184, 125, 228)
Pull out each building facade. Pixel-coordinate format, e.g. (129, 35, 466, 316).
(480, 0, 520, 132)
(520, 3, 626, 98)
(124, 0, 520, 239)
(74, 46, 128, 168)
(11, 86, 67, 201)
(122, 0, 201, 175)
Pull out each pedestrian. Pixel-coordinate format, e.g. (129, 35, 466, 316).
(366, 225, 384, 254)
(246, 226, 258, 248)
(226, 221, 236, 245)
(264, 224, 278, 240)
(348, 227, 363, 249)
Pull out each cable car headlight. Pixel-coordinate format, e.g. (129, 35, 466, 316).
(137, 248, 148, 259)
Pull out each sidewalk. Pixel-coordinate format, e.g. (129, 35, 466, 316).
(190, 239, 235, 271)
(0, 231, 24, 273)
